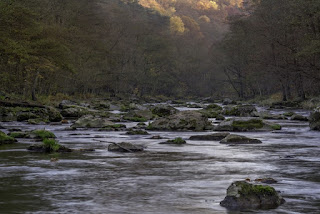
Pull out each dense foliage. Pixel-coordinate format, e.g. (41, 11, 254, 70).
(0, 0, 319, 101)
(219, 0, 320, 100)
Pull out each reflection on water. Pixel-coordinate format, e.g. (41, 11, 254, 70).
(0, 108, 319, 214)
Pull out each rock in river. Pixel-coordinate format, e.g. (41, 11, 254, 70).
(220, 134, 262, 144)
(108, 142, 145, 153)
(189, 132, 230, 141)
(147, 111, 212, 131)
(220, 181, 285, 210)
(71, 115, 114, 128)
(0, 131, 17, 145)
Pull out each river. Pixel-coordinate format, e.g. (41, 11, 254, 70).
(0, 107, 319, 214)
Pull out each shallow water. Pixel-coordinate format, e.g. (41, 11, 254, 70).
(0, 108, 320, 214)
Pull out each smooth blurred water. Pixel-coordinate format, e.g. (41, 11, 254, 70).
(0, 108, 319, 214)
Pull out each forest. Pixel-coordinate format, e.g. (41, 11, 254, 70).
(0, 0, 319, 101)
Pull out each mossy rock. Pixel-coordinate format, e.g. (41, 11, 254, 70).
(46, 107, 63, 122)
(232, 119, 264, 130)
(290, 114, 308, 121)
(151, 105, 178, 117)
(126, 130, 149, 135)
(9, 132, 30, 139)
(17, 112, 38, 121)
(160, 137, 186, 145)
(0, 131, 17, 145)
(198, 109, 219, 118)
(31, 130, 56, 140)
(220, 181, 285, 210)
(215, 119, 281, 132)
(28, 118, 48, 125)
(71, 115, 115, 128)
(220, 134, 262, 144)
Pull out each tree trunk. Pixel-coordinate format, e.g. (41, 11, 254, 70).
(31, 70, 40, 101)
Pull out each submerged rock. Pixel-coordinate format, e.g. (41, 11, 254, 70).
(159, 137, 186, 145)
(108, 142, 144, 153)
(220, 134, 262, 144)
(71, 115, 114, 128)
(189, 132, 230, 141)
(149, 135, 163, 139)
(148, 111, 212, 131)
(220, 181, 285, 210)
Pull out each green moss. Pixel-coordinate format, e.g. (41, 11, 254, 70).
(167, 137, 186, 144)
(0, 131, 16, 144)
(271, 124, 282, 130)
(198, 109, 218, 118)
(31, 130, 56, 140)
(104, 124, 126, 129)
(43, 139, 60, 152)
(123, 116, 148, 122)
(232, 119, 264, 130)
(224, 107, 240, 116)
(237, 182, 276, 196)
(9, 132, 30, 138)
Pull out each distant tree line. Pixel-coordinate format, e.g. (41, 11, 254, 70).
(0, 0, 319, 101)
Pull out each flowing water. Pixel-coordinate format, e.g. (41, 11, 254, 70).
(0, 107, 320, 214)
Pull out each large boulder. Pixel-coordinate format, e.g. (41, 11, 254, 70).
(220, 134, 262, 144)
(309, 107, 320, 130)
(123, 110, 153, 121)
(46, 107, 63, 122)
(223, 105, 257, 117)
(0, 107, 16, 122)
(147, 111, 212, 131)
(189, 132, 230, 141)
(151, 105, 179, 117)
(61, 107, 89, 118)
(215, 119, 281, 132)
(17, 112, 37, 121)
(220, 181, 285, 210)
(58, 100, 78, 109)
(71, 115, 114, 128)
